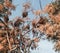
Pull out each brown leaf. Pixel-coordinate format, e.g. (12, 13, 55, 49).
(0, 44, 4, 50)
(0, 4, 4, 11)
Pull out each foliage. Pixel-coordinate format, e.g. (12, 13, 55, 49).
(0, 0, 40, 53)
(0, 0, 60, 53)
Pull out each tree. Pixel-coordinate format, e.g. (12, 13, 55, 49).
(0, 0, 40, 53)
(0, 0, 60, 53)
(36, 0, 60, 53)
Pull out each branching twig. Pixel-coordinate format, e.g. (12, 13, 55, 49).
(23, 28, 33, 35)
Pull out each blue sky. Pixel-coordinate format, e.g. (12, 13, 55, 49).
(9, 0, 56, 53)
(10, 0, 53, 20)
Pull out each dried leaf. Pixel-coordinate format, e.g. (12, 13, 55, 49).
(0, 4, 4, 11)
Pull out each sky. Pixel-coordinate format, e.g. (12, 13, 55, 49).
(9, 0, 57, 53)
(10, 0, 53, 20)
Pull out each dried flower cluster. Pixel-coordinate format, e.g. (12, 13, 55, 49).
(35, 0, 60, 52)
(0, 0, 60, 53)
(0, 0, 40, 53)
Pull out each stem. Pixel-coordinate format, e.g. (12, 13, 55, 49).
(39, 0, 42, 10)
(18, 47, 21, 53)
(23, 28, 33, 35)
(6, 31, 12, 50)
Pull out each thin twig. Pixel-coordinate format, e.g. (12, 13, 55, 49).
(6, 31, 12, 50)
(23, 28, 33, 35)
(0, 19, 8, 28)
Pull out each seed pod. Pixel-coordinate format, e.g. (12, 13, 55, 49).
(22, 12, 28, 17)
(4, 15, 9, 23)
(14, 18, 24, 27)
(39, 18, 45, 24)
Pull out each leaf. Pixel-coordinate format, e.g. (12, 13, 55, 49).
(0, 22, 5, 27)
(32, 10, 41, 15)
(14, 18, 24, 27)
(4, 15, 9, 23)
(0, 44, 4, 50)
(23, 2, 31, 9)
(0, 4, 4, 11)
(33, 38, 40, 42)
